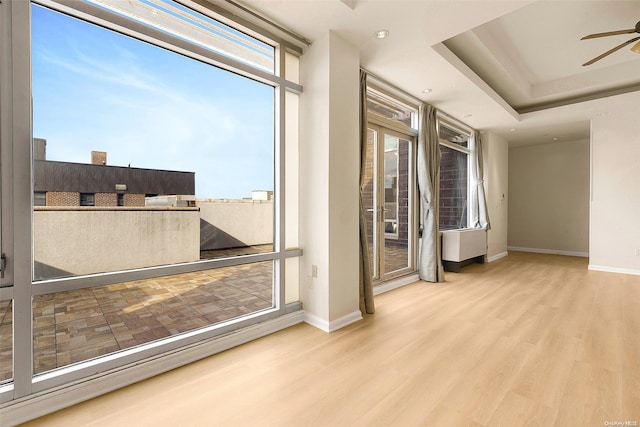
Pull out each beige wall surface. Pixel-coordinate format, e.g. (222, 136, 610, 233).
(590, 110, 640, 273)
(299, 31, 361, 330)
(508, 138, 590, 255)
(33, 208, 200, 279)
(198, 200, 273, 250)
(484, 131, 509, 260)
(327, 31, 360, 322)
(299, 30, 331, 323)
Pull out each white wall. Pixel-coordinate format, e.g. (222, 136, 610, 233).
(33, 208, 200, 278)
(590, 111, 640, 274)
(483, 131, 508, 261)
(508, 138, 590, 256)
(299, 31, 361, 331)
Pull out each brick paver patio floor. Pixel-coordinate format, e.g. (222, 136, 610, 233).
(0, 257, 273, 381)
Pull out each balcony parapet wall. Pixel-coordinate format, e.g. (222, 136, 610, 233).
(33, 207, 200, 280)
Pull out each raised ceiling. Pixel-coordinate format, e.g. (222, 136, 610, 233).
(235, 0, 640, 146)
(440, 1, 640, 114)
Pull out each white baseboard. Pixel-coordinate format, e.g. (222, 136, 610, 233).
(304, 310, 362, 333)
(373, 273, 420, 296)
(588, 265, 640, 276)
(0, 311, 304, 427)
(507, 246, 589, 258)
(486, 251, 508, 263)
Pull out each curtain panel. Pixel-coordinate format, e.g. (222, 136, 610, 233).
(470, 130, 491, 230)
(417, 104, 445, 282)
(358, 70, 375, 314)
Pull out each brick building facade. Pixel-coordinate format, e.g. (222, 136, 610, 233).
(33, 138, 195, 207)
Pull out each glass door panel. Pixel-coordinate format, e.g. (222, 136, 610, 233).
(366, 126, 415, 283)
(363, 128, 377, 279)
(0, 298, 12, 383)
(383, 135, 410, 275)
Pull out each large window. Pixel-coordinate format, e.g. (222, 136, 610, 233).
(79, 193, 95, 207)
(1, 0, 302, 410)
(31, 2, 276, 280)
(438, 120, 471, 231)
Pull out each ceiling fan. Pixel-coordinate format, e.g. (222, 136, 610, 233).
(581, 20, 640, 66)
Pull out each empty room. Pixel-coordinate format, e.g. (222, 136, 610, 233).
(1, 0, 639, 426)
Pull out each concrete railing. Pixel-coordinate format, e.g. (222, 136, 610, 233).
(33, 200, 274, 280)
(198, 199, 273, 250)
(33, 207, 200, 280)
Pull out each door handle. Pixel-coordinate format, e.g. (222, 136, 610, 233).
(0, 253, 5, 278)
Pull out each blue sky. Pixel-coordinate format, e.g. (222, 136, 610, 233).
(31, 3, 275, 199)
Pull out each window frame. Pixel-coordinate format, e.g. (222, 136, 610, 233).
(33, 192, 46, 207)
(1, 0, 303, 403)
(79, 193, 95, 207)
(366, 85, 418, 136)
(436, 115, 473, 231)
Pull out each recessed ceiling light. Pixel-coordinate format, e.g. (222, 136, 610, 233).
(553, 137, 559, 141)
(509, 128, 516, 132)
(422, 88, 432, 93)
(374, 30, 389, 39)
(463, 114, 472, 118)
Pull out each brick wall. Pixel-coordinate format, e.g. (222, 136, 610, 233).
(124, 193, 145, 207)
(439, 146, 468, 230)
(95, 193, 117, 206)
(44, 192, 147, 207)
(395, 140, 410, 247)
(46, 191, 79, 206)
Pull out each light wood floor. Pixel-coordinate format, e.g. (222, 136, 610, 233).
(20, 252, 640, 426)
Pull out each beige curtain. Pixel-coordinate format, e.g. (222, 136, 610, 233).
(417, 104, 445, 282)
(470, 130, 491, 229)
(359, 70, 375, 314)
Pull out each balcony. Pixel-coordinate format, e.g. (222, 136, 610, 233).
(0, 250, 273, 381)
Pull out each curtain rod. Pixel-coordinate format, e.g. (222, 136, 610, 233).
(437, 110, 474, 134)
(222, 0, 312, 46)
(362, 68, 423, 106)
(362, 68, 475, 132)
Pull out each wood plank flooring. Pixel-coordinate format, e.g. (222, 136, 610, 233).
(19, 252, 640, 426)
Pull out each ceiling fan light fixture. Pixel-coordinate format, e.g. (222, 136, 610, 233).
(581, 20, 640, 65)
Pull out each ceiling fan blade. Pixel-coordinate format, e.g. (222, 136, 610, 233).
(632, 41, 640, 53)
(581, 29, 636, 40)
(583, 36, 640, 66)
